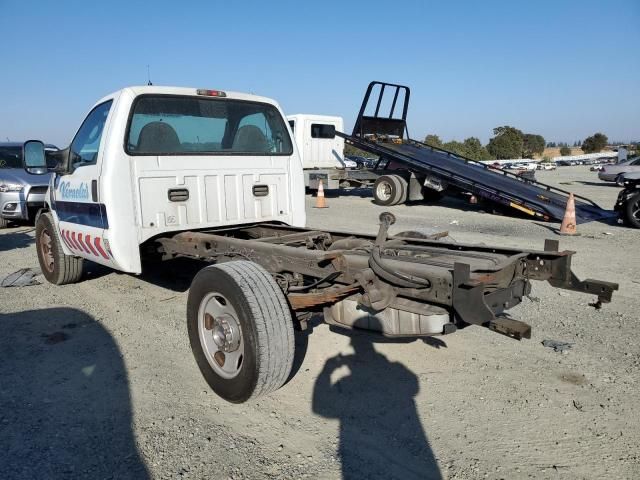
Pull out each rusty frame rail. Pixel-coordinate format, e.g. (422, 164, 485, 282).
(156, 217, 618, 339)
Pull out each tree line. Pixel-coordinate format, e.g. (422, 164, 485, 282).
(424, 126, 545, 160)
(423, 128, 610, 160)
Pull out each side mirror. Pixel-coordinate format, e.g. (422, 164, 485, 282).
(22, 140, 48, 175)
(47, 147, 71, 174)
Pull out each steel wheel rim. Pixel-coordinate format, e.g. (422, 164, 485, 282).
(376, 181, 392, 202)
(198, 292, 245, 379)
(39, 229, 55, 273)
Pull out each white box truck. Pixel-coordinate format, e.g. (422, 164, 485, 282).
(287, 114, 378, 190)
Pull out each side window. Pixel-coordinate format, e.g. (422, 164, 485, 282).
(288, 120, 295, 133)
(311, 123, 335, 139)
(631, 158, 640, 165)
(70, 100, 113, 167)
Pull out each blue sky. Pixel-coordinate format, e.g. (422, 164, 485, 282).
(1, 0, 638, 146)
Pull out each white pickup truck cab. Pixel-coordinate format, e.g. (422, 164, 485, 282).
(39, 87, 305, 275)
(22, 85, 617, 403)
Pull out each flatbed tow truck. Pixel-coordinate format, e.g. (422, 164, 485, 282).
(22, 84, 617, 403)
(338, 82, 613, 223)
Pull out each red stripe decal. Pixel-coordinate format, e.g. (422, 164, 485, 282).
(84, 234, 99, 256)
(71, 232, 83, 252)
(60, 229, 69, 250)
(77, 233, 91, 254)
(94, 237, 110, 259)
(63, 230, 75, 251)
(70, 231, 82, 251)
(64, 230, 74, 251)
(64, 230, 74, 250)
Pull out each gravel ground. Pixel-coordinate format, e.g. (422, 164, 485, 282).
(0, 166, 638, 479)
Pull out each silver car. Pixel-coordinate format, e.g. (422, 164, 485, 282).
(598, 156, 640, 185)
(0, 142, 57, 228)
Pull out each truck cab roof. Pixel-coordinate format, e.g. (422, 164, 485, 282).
(95, 86, 280, 109)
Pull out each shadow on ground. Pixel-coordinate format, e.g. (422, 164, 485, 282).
(0, 307, 149, 479)
(138, 257, 207, 292)
(312, 324, 443, 480)
(573, 181, 618, 187)
(0, 228, 35, 252)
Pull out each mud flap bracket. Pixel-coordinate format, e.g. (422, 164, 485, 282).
(452, 262, 494, 327)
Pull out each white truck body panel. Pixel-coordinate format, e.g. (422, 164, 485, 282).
(47, 86, 306, 275)
(287, 114, 346, 169)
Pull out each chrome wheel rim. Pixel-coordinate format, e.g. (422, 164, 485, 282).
(376, 181, 393, 202)
(198, 292, 244, 379)
(39, 229, 55, 273)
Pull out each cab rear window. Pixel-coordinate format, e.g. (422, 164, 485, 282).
(126, 96, 293, 156)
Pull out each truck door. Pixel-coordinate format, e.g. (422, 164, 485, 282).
(53, 100, 114, 266)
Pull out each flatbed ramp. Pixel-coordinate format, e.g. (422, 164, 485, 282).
(341, 81, 613, 223)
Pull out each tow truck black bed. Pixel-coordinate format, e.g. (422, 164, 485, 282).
(339, 82, 614, 223)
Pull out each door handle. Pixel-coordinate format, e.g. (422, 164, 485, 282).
(252, 185, 269, 197)
(168, 188, 189, 202)
(91, 180, 98, 202)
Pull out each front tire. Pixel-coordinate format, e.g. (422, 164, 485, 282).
(187, 261, 295, 403)
(623, 192, 640, 228)
(0, 216, 8, 229)
(615, 174, 626, 187)
(35, 213, 83, 285)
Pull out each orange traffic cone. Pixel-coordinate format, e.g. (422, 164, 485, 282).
(314, 179, 328, 208)
(559, 193, 578, 235)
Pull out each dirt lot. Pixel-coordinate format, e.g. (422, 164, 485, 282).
(1, 166, 638, 479)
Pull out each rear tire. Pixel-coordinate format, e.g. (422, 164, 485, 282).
(373, 174, 407, 206)
(623, 192, 640, 228)
(35, 213, 83, 285)
(187, 261, 295, 403)
(391, 175, 408, 204)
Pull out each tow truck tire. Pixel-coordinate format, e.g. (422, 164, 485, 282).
(623, 192, 640, 228)
(35, 213, 83, 285)
(392, 175, 409, 205)
(187, 261, 295, 403)
(0, 217, 8, 229)
(373, 175, 407, 206)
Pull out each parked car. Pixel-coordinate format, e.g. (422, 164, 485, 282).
(342, 157, 358, 168)
(598, 156, 640, 185)
(590, 164, 605, 172)
(0, 142, 58, 228)
(615, 171, 640, 228)
(537, 162, 556, 170)
(556, 160, 572, 166)
(517, 162, 538, 171)
(346, 155, 377, 169)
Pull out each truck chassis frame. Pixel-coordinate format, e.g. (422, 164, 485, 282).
(157, 213, 617, 340)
